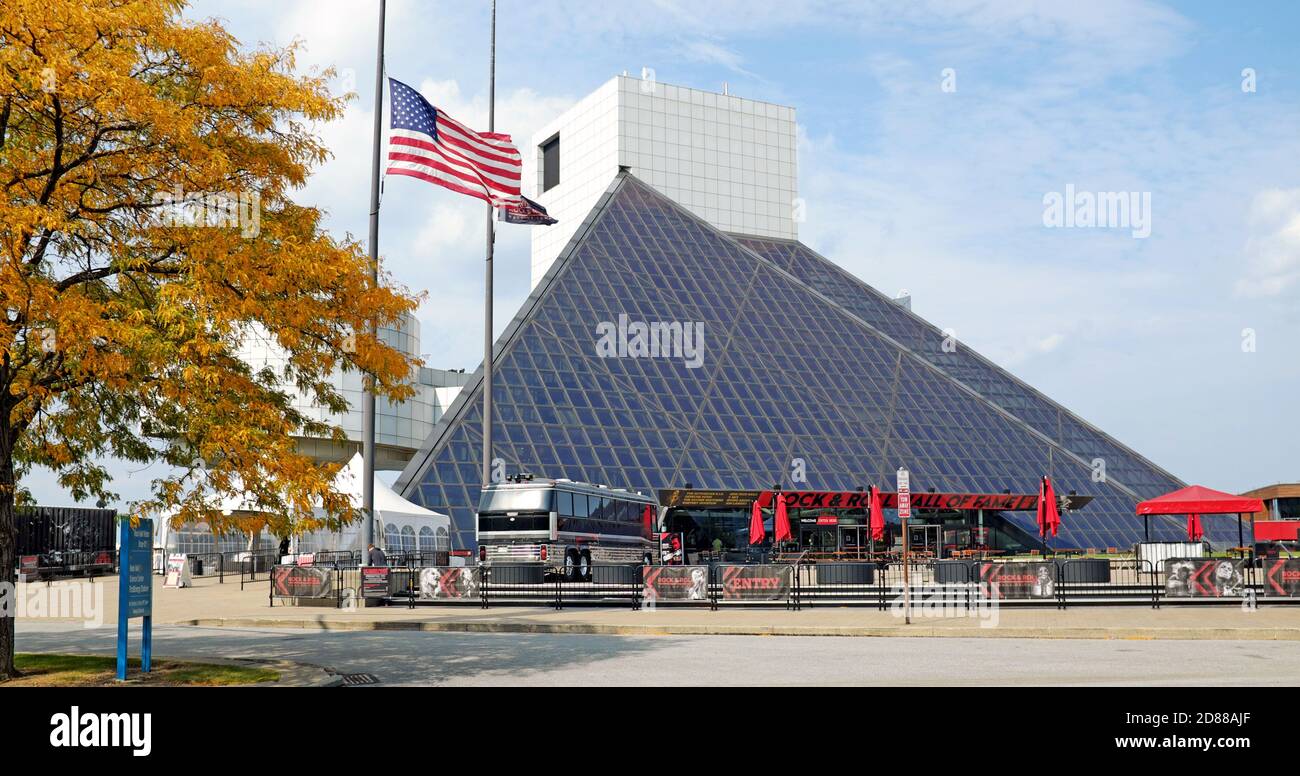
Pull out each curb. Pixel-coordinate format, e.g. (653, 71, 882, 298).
(176, 617, 1300, 641)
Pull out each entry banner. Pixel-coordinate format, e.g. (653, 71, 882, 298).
(718, 564, 791, 601)
(271, 565, 333, 598)
(643, 565, 710, 601)
(418, 567, 481, 600)
(979, 562, 1056, 599)
(1262, 559, 1300, 597)
(1164, 558, 1247, 598)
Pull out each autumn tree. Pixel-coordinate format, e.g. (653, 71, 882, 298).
(0, 0, 419, 678)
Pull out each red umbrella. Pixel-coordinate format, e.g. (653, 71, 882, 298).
(748, 500, 766, 545)
(869, 485, 885, 541)
(642, 504, 656, 539)
(1187, 514, 1204, 542)
(1040, 475, 1060, 535)
(774, 493, 793, 543)
(1038, 476, 1061, 537)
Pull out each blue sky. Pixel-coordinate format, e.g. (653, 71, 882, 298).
(25, 0, 1300, 506)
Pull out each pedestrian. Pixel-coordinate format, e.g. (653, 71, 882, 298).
(278, 536, 291, 559)
(367, 542, 388, 567)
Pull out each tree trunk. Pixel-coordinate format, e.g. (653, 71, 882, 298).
(0, 441, 19, 680)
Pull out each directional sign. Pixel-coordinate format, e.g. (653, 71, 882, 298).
(117, 518, 154, 680)
(896, 467, 911, 519)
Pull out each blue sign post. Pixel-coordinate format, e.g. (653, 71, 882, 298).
(117, 517, 154, 681)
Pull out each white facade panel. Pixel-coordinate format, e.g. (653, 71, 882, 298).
(529, 75, 798, 287)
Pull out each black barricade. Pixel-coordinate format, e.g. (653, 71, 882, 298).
(642, 565, 711, 606)
(716, 564, 793, 606)
(269, 564, 334, 599)
(795, 562, 882, 608)
(1163, 557, 1249, 599)
(418, 567, 483, 601)
(262, 556, 1300, 611)
(555, 565, 641, 609)
(1058, 558, 1158, 609)
(239, 550, 281, 590)
(1260, 557, 1300, 597)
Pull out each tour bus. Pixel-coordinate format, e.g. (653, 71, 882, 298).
(476, 476, 658, 580)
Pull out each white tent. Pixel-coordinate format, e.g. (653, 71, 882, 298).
(155, 453, 451, 557)
(320, 453, 451, 555)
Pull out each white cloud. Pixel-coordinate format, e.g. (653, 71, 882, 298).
(1235, 188, 1300, 297)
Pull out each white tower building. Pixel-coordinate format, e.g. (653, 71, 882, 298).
(236, 313, 470, 470)
(528, 73, 799, 287)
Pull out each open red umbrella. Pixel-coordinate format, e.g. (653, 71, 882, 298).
(748, 500, 766, 545)
(1187, 513, 1204, 542)
(869, 485, 885, 541)
(642, 504, 656, 539)
(774, 493, 793, 543)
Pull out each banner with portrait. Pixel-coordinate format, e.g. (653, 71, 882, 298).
(1164, 558, 1247, 598)
(418, 567, 481, 600)
(643, 565, 710, 602)
(978, 562, 1057, 599)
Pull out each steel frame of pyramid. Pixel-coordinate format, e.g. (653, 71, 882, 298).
(395, 171, 1223, 551)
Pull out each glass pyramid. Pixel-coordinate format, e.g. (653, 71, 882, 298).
(396, 172, 1224, 550)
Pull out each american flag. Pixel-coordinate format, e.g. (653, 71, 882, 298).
(386, 78, 523, 208)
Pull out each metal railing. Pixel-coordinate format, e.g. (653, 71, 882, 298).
(261, 556, 1299, 610)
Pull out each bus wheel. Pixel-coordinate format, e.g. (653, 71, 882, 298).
(564, 549, 580, 582)
(579, 550, 592, 582)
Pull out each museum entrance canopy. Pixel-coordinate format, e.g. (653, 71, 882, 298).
(658, 488, 1094, 559)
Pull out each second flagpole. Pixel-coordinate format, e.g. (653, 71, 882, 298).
(362, 0, 387, 553)
(481, 0, 496, 487)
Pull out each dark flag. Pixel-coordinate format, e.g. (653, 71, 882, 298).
(498, 195, 558, 225)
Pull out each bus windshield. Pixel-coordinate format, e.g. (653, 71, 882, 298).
(478, 488, 555, 515)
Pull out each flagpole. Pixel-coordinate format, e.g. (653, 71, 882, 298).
(481, 0, 496, 487)
(362, 0, 387, 553)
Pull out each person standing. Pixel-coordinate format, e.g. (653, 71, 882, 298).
(367, 543, 388, 567)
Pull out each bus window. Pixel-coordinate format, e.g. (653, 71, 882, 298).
(557, 490, 573, 517)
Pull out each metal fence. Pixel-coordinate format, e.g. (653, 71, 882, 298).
(268, 557, 1299, 611)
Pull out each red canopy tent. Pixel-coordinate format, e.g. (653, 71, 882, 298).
(1135, 485, 1264, 548)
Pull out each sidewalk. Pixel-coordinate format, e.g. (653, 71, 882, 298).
(17, 575, 1300, 640)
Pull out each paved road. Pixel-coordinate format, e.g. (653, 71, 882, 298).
(17, 622, 1300, 686)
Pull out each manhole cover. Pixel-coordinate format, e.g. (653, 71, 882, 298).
(340, 673, 380, 686)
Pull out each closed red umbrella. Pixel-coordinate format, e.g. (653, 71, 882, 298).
(774, 493, 793, 543)
(748, 500, 766, 545)
(1187, 514, 1204, 541)
(869, 485, 885, 542)
(1043, 477, 1061, 537)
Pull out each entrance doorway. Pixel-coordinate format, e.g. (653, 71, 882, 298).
(907, 524, 941, 558)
